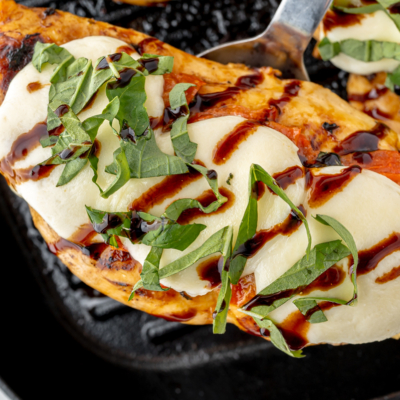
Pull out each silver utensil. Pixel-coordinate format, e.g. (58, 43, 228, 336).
(198, 0, 332, 81)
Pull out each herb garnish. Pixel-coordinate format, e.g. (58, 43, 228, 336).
(168, 83, 198, 163)
(229, 164, 311, 285)
(240, 240, 351, 320)
(293, 214, 359, 322)
(255, 318, 304, 358)
(319, 37, 400, 64)
(129, 226, 233, 296)
(32, 42, 178, 190)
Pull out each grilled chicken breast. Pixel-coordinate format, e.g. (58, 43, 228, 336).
(2, 0, 400, 353)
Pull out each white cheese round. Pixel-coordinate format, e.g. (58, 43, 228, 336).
(320, 10, 400, 74)
(266, 167, 400, 344)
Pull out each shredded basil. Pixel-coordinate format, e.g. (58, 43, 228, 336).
(254, 317, 304, 358)
(32, 42, 74, 73)
(168, 83, 198, 163)
(293, 214, 359, 323)
(240, 240, 351, 320)
(140, 247, 168, 292)
(385, 64, 400, 90)
(319, 37, 400, 63)
(129, 226, 233, 296)
(38, 98, 119, 187)
(213, 226, 233, 334)
(332, 4, 384, 14)
(229, 164, 311, 285)
(85, 206, 205, 252)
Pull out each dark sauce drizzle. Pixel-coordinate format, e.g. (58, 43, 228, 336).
(388, 2, 400, 13)
(0, 121, 55, 186)
(322, 9, 365, 32)
(375, 265, 400, 284)
(212, 120, 261, 165)
(273, 165, 304, 190)
(334, 123, 387, 156)
(267, 80, 301, 117)
(27, 81, 45, 93)
(129, 160, 205, 213)
(197, 255, 222, 289)
(348, 86, 388, 103)
(356, 232, 400, 276)
(234, 205, 306, 260)
(306, 165, 361, 208)
(235, 70, 264, 89)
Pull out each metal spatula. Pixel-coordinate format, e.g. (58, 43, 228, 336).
(198, 0, 332, 81)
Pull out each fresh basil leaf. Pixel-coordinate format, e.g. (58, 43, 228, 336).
(332, 4, 383, 13)
(45, 97, 118, 184)
(293, 214, 359, 323)
(142, 223, 207, 250)
(106, 129, 188, 183)
(160, 226, 232, 279)
(32, 42, 74, 73)
(170, 115, 198, 163)
(240, 240, 351, 319)
(163, 164, 228, 222)
(47, 58, 93, 130)
(130, 226, 233, 295)
(101, 147, 131, 199)
(314, 214, 358, 305)
(168, 83, 197, 163)
(82, 96, 120, 141)
(57, 157, 88, 187)
(40, 135, 58, 148)
(106, 74, 149, 136)
(163, 195, 225, 223)
(41, 105, 92, 165)
(47, 55, 120, 132)
(191, 164, 227, 202)
(319, 38, 400, 62)
(85, 206, 105, 225)
(292, 299, 327, 324)
(385, 64, 400, 90)
(213, 271, 232, 334)
(140, 247, 168, 292)
(318, 37, 341, 61)
(86, 205, 205, 251)
(229, 171, 258, 285)
(230, 163, 311, 285)
(141, 53, 174, 75)
(169, 83, 195, 109)
(85, 207, 132, 245)
(254, 317, 304, 358)
(213, 226, 233, 334)
(91, 56, 114, 87)
(253, 164, 311, 255)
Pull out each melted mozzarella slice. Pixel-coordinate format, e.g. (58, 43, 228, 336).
(321, 10, 400, 74)
(263, 167, 400, 344)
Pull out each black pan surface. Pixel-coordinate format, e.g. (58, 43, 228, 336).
(1, 1, 399, 399)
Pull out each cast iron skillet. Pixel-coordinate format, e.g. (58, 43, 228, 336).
(1, 1, 399, 399)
